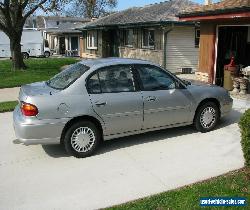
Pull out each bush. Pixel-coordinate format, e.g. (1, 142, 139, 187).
(239, 109, 250, 167)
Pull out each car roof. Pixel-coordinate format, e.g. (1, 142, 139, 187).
(79, 57, 156, 68)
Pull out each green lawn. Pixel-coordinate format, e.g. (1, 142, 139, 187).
(0, 101, 18, 113)
(107, 168, 250, 210)
(0, 58, 78, 88)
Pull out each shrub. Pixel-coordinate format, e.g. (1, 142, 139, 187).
(239, 109, 250, 167)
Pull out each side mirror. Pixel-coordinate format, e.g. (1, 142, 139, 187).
(183, 80, 192, 86)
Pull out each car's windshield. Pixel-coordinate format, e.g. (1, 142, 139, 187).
(46, 63, 89, 90)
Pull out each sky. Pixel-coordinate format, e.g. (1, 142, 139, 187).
(116, 0, 219, 11)
(35, 0, 220, 16)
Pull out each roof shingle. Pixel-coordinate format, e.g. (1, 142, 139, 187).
(180, 0, 250, 17)
(82, 0, 198, 29)
(36, 16, 90, 33)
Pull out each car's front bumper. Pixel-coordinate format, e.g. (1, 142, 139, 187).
(13, 106, 68, 145)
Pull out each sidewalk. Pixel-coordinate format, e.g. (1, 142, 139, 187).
(0, 87, 20, 102)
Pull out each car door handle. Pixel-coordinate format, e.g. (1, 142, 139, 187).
(95, 101, 107, 106)
(146, 96, 156, 102)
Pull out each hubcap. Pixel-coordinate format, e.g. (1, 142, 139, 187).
(200, 107, 216, 129)
(71, 127, 95, 152)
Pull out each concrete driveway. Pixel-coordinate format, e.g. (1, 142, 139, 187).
(0, 98, 249, 210)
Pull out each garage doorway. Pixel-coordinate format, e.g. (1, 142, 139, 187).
(215, 26, 250, 86)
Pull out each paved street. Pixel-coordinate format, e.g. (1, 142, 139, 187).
(0, 98, 249, 210)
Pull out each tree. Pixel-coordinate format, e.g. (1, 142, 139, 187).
(0, 0, 62, 70)
(64, 0, 117, 18)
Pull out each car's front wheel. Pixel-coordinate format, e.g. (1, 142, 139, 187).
(64, 121, 101, 158)
(194, 102, 219, 133)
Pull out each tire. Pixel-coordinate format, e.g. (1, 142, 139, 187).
(194, 102, 219, 133)
(64, 121, 101, 158)
(22, 52, 29, 59)
(44, 51, 50, 58)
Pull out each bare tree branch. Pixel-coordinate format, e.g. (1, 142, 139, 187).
(0, 21, 8, 33)
(23, 0, 48, 22)
(63, 0, 117, 18)
(22, 0, 29, 9)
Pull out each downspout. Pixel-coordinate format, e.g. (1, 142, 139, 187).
(163, 23, 174, 69)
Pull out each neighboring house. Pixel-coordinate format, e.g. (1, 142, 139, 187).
(24, 16, 38, 29)
(78, 0, 200, 73)
(179, 0, 250, 85)
(36, 16, 90, 56)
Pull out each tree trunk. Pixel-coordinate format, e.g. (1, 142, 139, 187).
(10, 34, 26, 70)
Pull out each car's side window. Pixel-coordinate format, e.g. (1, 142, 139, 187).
(87, 73, 101, 94)
(98, 65, 135, 93)
(137, 65, 176, 91)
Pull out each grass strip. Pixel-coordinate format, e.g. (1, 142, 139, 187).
(0, 101, 18, 113)
(107, 168, 250, 210)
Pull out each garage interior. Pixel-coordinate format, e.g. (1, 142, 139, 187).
(215, 26, 250, 87)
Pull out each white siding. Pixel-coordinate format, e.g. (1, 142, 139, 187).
(166, 26, 199, 73)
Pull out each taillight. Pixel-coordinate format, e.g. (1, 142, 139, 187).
(21, 102, 38, 116)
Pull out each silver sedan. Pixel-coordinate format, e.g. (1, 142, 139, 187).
(13, 58, 233, 158)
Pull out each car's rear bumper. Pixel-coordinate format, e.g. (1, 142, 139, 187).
(220, 97, 233, 117)
(13, 106, 67, 145)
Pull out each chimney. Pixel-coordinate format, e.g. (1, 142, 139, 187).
(204, 0, 212, 5)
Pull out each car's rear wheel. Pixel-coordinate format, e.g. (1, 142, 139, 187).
(194, 102, 219, 133)
(64, 121, 100, 158)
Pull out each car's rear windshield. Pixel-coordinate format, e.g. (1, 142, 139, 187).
(46, 63, 90, 90)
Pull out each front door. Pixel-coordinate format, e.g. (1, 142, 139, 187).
(102, 30, 119, 57)
(87, 64, 143, 136)
(71, 36, 79, 53)
(135, 64, 192, 129)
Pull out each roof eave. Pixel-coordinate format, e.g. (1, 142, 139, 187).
(78, 20, 195, 31)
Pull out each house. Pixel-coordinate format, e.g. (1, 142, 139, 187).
(179, 0, 250, 85)
(24, 16, 38, 29)
(78, 0, 200, 73)
(36, 16, 90, 56)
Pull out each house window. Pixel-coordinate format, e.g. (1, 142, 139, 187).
(195, 28, 200, 48)
(142, 29, 155, 49)
(87, 31, 98, 50)
(121, 29, 133, 47)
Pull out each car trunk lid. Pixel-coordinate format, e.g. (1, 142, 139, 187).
(19, 81, 59, 102)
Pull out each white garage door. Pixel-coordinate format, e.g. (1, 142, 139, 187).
(166, 26, 199, 73)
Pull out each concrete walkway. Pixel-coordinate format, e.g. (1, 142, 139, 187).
(0, 99, 249, 210)
(0, 87, 20, 102)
